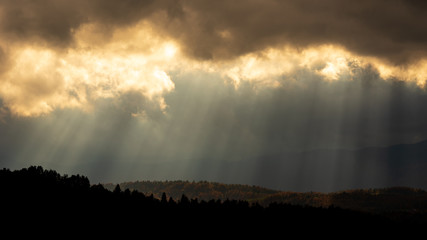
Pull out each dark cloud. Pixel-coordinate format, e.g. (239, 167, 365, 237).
(0, 0, 87, 46)
(160, 0, 427, 64)
(0, 0, 425, 63)
(0, 46, 8, 74)
(0, 0, 171, 46)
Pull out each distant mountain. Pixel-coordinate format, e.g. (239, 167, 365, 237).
(103, 180, 278, 202)
(249, 139, 427, 192)
(258, 187, 427, 214)
(103, 180, 427, 214)
(100, 139, 427, 213)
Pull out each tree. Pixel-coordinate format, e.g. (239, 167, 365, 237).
(180, 194, 190, 205)
(113, 184, 121, 194)
(161, 192, 168, 204)
(168, 196, 176, 205)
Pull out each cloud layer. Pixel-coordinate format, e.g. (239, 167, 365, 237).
(0, 0, 426, 116)
(1, 0, 426, 62)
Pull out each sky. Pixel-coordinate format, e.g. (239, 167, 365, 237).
(1, 0, 427, 192)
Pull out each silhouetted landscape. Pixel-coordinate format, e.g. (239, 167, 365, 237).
(102, 180, 278, 202)
(103, 180, 427, 214)
(2, 0, 427, 235)
(247, 139, 427, 191)
(2, 166, 426, 233)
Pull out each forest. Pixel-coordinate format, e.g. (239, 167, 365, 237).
(1, 166, 426, 233)
(103, 179, 427, 216)
(102, 180, 278, 202)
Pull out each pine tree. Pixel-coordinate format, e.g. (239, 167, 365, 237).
(113, 184, 121, 194)
(161, 192, 168, 204)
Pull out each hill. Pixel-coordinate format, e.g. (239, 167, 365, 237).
(104, 181, 427, 215)
(249, 139, 427, 191)
(258, 187, 427, 213)
(3, 166, 413, 234)
(103, 180, 278, 202)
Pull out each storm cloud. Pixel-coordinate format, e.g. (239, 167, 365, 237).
(0, 0, 425, 63)
(0, 0, 168, 46)
(0, 0, 426, 116)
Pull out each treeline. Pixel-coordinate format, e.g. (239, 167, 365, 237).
(1, 166, 424, 232)
(103, 180, 278, 202)
(103, 180, 427, 215)
(258, 188, 427, 214)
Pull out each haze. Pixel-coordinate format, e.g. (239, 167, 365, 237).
(1, 0, 427, 192)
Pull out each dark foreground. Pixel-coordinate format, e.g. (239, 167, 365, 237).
(1, 166, 425, 235)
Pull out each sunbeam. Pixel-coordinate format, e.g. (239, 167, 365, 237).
(1, 0, 427, 194)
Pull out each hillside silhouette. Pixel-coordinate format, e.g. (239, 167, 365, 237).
(103, 180, 427, 215)
(1, 166, 426, 233)
(250, 138, 427, 191)
(103, 180, 278, 202)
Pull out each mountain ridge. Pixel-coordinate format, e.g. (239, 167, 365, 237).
(248, 138, 427, 191)
(102, 180, 427, 214)
(103, 180, 279, 202)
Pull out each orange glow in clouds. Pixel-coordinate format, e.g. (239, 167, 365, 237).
(0, 22, 425, 117)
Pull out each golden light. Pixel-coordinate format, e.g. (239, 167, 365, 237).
(0, 19, 426, 118)
(319, 58, 349, 81)
(163, 43, 177, 58)
(0, 22, 180, 117)
(370, 59, 427, 88)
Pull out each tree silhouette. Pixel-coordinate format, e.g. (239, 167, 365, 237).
(161, 192, 168, 204)
(1, 165, 425, 233)
(180, 194, 190, 205)
(113, 184, 121, 194)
